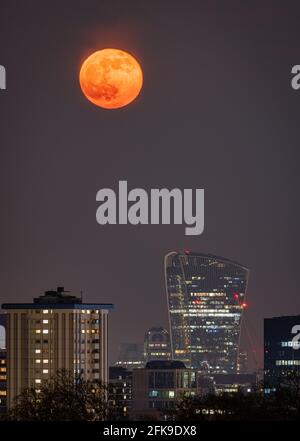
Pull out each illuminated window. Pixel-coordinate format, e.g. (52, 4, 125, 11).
(42, 310, 49, 314)
(35, 379, 41, 384)
(35, 330, 41, 334)
(36, 359, 41, 364)
(43, 319, 49, 324)
(43, 359, 49, 364)
(43, 369, 49, 374)
(42, 329, 49, 334)
(35, 349, 41, 354)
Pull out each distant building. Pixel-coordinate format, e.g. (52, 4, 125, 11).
(0, 313, 6, 349)
(115, 343, 145, 369)
(213, 373, 257, 394)
(144, 327, 171, 363)
(237, 351, 248, 374)
(2, 286, 113, 408)
(165, 251, 249, 373)
(197, 374, 214, 396)
(131, 360, 197, 420)
(0, 349, 7, 414)
(109, 366, 132, 420)
(264, 315, 300, 393)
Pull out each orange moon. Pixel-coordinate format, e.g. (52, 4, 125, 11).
(79, 48, 143, 109)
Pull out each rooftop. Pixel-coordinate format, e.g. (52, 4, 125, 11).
(145, 360, 186, 370)
(167, 250, 249, 271)
(1, 286, 114, 310)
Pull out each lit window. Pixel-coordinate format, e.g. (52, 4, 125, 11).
(35, 349, 41, 354)
(81, 330, 85, 334)
(42, 310, 49, 314)
(43, 359, 49, 364)
(36, 389, 41, 394)
(36, 359, 41, 364)
(43, 369, 49, 374)
(42, 329, 49, 334)
(43, 319, 49, 324)
(35, 330, 41, 334)
(35, 379, 41, 384)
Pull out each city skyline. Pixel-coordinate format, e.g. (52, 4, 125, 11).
(1, 0, 300, 369)
(0, 247, 297, 372)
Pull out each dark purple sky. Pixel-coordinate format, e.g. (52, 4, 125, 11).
(1, 0, 300, 368)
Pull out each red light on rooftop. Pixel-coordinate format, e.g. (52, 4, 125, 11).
(184, 249, 191, 254)
(242, 302, 248, 309)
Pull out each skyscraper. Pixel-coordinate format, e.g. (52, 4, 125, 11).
(264, 315, 300, 392)
(2, 286, 113, 408)
(164, 251, 249, 373)
(144, 326, 171, 363)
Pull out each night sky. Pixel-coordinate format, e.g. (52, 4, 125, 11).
(1, 1, 300, 368)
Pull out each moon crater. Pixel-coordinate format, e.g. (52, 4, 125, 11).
(79, 49, 143, 109)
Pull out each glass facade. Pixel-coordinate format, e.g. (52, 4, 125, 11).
(264, 315, 300, 392)
(144, 327, 171, 363)
(165, 251, 249, 373)
(132, 361, 197, 417)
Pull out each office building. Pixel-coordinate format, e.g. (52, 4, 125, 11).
(237, 351, 248, 373)
(131, 360, 197, 420)
(264, 315, 300, 392)
(165, 251, 249, 373)
(115, 343, 145, 369)
(144, 326, 171, 363)
(109, 366, 132, 420)
(213, 373, 257, 394)
(2, 286, 113, 408)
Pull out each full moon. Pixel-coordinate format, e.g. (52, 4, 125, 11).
(79, 48, 143, 109)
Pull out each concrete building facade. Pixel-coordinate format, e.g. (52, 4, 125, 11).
(2, 286, 113, 408)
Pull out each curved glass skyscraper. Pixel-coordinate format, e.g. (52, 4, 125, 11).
(165, 251, 249, 373)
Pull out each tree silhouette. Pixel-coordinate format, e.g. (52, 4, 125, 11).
(6, 369, 110, 421)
